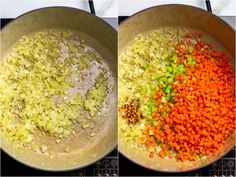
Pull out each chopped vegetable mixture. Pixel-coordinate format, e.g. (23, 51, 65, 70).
(0, 30, 111, 151)
(85, 73, 109, 117)
(119, 28, 235, 161)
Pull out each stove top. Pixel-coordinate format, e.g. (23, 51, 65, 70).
(1, 149, 118, 176)
(119, 148, 235, 176)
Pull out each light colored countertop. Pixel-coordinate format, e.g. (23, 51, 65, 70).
(0, 0, 234, 30)
(0, 0, 118, 30)
(119, 0, 235, 30)
(119, 0, 236, 16)
(0, 0, 118, 18)
(2, 0, 235, 18)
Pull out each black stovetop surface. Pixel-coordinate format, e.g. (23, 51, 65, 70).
(1, 149, 118, 176)
(119, 150, 235, 176)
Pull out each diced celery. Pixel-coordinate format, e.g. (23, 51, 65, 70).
(85, 73, 108, 117)
(1, 29, 110, 149)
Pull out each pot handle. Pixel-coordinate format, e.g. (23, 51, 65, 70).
(88, 0, 96, 15)
(205, 0, 212, 13)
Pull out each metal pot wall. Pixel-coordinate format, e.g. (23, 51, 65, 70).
(0, 7, 117, 171)
(118, 4, 235, 172)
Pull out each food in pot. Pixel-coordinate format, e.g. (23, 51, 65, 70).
(119, 28, 235, 161)
(0, 30, 113, 156)
(85, 73, 109, 117)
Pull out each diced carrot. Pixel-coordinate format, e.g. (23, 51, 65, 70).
(142, 32, 235, 162)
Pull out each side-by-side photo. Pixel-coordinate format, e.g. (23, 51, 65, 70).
(118, 0, 235, 176)
(1, 0, 118, 176)
(1, 0, 235, 177)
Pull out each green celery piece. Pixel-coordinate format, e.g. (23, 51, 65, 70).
(85, 73, 108, 117)
(166, 93, 172, 102)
